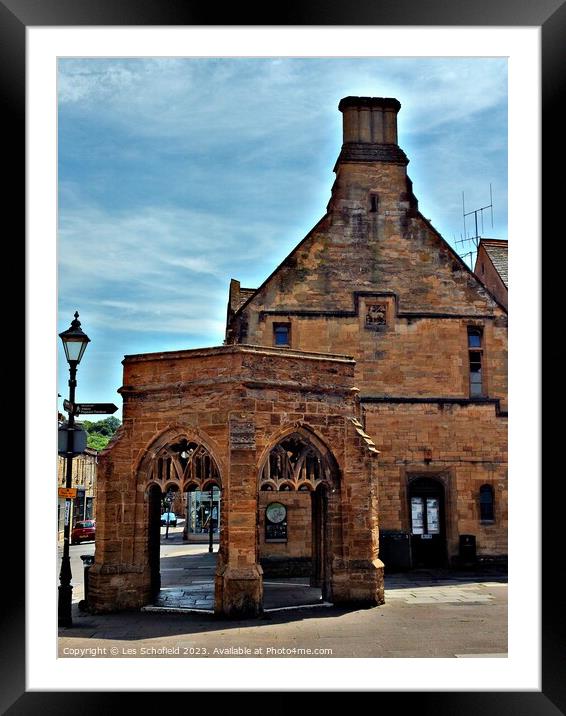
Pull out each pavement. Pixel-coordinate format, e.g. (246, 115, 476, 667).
(58, 535, 508, 658)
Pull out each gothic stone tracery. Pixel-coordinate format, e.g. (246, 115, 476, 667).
(260, 435, 333, 492)
(146, 438, 221, 493)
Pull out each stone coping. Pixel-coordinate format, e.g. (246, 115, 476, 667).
(123, 343, 355, 365)
(338, 96, 401, 111)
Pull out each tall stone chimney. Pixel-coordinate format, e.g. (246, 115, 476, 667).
(335, 96, 408, 166)
(339, 96, 400, 144)
(328, 96, 417, 217)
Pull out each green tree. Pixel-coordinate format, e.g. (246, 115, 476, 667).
(87, 432, 111, 451)
(83, 416, 121, 451)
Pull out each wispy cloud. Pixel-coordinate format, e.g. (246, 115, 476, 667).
(58, 58, 507, 155)
(58, 56, 507, 408)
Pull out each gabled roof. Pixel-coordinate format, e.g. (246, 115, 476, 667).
(480, 239, 508, 287)
(236, 288, 256, 312)
(231, 215, 508, 322)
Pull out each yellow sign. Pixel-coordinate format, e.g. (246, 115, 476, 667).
(58, 487, 77, 498)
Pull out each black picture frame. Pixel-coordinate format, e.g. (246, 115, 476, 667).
(9, 0, 562, 708)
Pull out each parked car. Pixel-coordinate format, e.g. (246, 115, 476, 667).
(160, 512, 177, 527)
(71, 519, 96, 545)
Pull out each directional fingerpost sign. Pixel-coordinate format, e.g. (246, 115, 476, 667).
(74, 403, 118, 415)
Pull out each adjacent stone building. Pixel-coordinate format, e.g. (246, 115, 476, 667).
(89, 96, 507, 617)
(57, 447, 97, 543)
(474, 238, 508, 310)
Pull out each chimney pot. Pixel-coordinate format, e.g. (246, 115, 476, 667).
(338, 96, 401, 146)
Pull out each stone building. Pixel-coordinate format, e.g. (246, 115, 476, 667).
(57, 447, 97, 543)
(89, 96, 507, 617)
(473, 238, 508, 310)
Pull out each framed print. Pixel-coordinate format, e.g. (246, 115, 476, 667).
(8, 0, 562, 708)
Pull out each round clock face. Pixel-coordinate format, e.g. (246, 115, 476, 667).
(266, 502, 287, 524)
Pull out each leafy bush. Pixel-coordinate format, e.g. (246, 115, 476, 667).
(83, 416, 121, 451)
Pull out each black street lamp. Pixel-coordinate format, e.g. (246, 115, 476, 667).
(58, 311, 90, 627)
(208, 486, 214, 553)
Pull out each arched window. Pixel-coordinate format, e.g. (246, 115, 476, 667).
(479, 484, 495, 522)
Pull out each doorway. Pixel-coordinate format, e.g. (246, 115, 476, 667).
(143, 437, 223, 609)
(259, 431, 337, 608)
(408, 477, 447, 568)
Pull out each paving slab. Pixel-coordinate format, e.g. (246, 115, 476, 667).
(59, 568, 507, 659)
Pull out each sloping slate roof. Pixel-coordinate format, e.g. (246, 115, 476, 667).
(482, 240, 508, 287)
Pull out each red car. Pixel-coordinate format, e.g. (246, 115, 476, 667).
(71, 519, 96, 545)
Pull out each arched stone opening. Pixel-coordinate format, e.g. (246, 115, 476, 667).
(139, 433, 224, 608)
(143, 437, 222, 490)
(259, 432, 338, 491)
(141, 435, 223, 544)
(258, 428, 340, 606)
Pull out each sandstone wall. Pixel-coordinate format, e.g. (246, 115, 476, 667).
(88, 345, 384, 614)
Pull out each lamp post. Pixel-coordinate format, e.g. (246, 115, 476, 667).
(208, 486, 214, 553)
(179, 446, 192, 542)
(58, 311, 90, 627)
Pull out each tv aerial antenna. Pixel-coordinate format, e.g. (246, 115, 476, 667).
(455, 184, 494, 268)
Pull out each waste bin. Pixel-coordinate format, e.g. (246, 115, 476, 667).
(459, 534, 477, 565)
(79, 554, 95, 612)
(380, 530, 412, 571)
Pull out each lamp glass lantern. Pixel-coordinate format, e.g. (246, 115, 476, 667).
(59, 311, 90, 364)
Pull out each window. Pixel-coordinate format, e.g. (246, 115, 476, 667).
(467, 327, 484, 397)
(468, 328, 482, 348)
(479, 484, 495, 522)
(273, 323, 290, 347)
(410, 496, 440, 535)
(369, 193, 379, 213)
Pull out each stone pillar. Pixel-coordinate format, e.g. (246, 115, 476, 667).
(214, 423, 263, 617)
(329, 418, 384, 606)
(87, 452, 152, 612)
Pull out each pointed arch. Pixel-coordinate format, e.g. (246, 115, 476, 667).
(257, 421, 340, 491)
(135, 425, 225, 492)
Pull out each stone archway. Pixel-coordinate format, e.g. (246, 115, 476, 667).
(258, 427, 340, 605)
(88, 346, 383, 617)
(140, 436, 222, 493)
(138, 431, 224, 607)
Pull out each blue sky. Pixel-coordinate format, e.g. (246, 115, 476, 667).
(57, 57, 507, 420)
